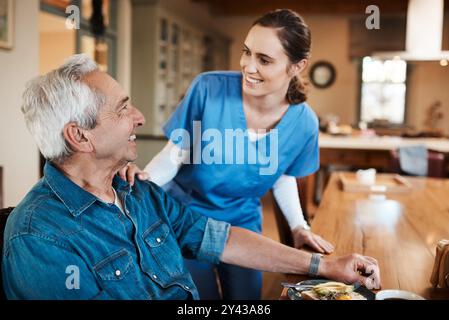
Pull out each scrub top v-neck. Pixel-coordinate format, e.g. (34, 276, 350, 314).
(163, 71, 319, 232)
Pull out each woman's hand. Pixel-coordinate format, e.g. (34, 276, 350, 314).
(118, 163, 149, 186)
(292, 226, 334, 254)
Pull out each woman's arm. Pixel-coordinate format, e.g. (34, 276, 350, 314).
(272, 174, 308, 229)
(272, 174, 334, 253)
(143, 141, 188, 186)
(119, 141, 188, 186)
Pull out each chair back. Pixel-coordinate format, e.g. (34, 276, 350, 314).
(271, 191, 294, 247)
(390, 149, 446, 178)
(0, 207, 14, 300)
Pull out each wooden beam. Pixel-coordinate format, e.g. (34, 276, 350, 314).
(193, 0, 449, 16)
(41, 0, 72, 11)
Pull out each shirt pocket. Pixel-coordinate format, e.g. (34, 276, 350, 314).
(94, 248, 149, 299)
(142, 220, 185, 280)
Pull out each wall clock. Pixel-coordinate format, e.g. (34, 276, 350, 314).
(309, 61, 336, 89)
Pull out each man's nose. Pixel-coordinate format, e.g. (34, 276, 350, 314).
(132, 106, 146, 126)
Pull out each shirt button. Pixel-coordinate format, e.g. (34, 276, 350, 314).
(152, 274, 158, 279)
(156, 238, 161, 243)
(115, 270, 121, 277)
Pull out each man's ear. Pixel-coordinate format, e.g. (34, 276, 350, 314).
(63, 122, 93, 153)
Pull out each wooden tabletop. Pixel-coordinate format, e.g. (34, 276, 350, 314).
(281, 172, 449, 300)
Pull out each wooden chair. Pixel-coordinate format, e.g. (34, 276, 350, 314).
(271, 191, 294, 247)
(0, 207, 14, 300)
(389, 149, 446, 178)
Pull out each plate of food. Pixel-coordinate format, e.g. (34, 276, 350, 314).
(287, 280, 375, 300)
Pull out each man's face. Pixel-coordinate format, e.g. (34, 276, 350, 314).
(83, 71, 145, 165)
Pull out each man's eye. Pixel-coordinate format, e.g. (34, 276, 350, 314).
(260, 59, 270, 65)
(121, 104, 128, 111)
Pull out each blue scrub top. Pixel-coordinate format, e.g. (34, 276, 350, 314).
(163, 71, 319, 233)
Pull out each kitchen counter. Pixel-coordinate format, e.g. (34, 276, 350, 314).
(319, 133, 449, 153)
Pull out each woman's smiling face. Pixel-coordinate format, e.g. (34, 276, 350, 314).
(240, 25, 294, 99)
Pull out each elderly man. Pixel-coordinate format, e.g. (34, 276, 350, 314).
(2, 55, 380, 299)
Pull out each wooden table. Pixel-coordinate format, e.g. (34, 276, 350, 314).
(281, 172, 449, 300)
(313, 134, 449, 205)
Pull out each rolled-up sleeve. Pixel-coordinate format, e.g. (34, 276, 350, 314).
(196, 218, 230, 264)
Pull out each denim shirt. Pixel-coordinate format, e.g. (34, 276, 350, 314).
(2, 162, 230, 300)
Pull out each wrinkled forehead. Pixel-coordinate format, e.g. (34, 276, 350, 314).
(82, 71, 124, 108)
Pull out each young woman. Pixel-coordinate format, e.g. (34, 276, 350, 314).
(122, 9, 334, 299)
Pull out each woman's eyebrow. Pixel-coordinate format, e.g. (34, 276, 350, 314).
(257, 53, 274, 60)
(243, 43, 274, 60)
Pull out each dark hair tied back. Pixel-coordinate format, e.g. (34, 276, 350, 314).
(252, 9, 311, 104)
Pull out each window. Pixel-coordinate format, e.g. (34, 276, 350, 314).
(360, 57, 407, 124)
(40, 0, 117, 76)
(78, 0, 117, 76)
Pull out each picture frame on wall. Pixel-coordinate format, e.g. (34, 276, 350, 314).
(0, 0, 14, 50)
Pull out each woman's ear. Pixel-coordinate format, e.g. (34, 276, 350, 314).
(298, 59, 308, 73)
(289, 59, 309, 77)
(63, 122, 93, 153)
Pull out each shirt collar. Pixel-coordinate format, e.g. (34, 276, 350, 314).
(44, 161, 132, 217)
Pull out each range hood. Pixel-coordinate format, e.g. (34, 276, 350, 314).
(373, 0, 449, 61)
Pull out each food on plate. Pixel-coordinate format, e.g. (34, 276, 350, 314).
(300, 282, 367, 300)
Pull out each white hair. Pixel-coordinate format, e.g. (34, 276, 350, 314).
(21, 54, 105, 163)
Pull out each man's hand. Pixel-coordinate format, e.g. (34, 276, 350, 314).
(320, 253, 381, 289)
(292, 227, 334, 254)
(118, 163, 149, 186)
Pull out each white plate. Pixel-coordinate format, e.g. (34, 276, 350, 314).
(375, 289, 425, 300)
